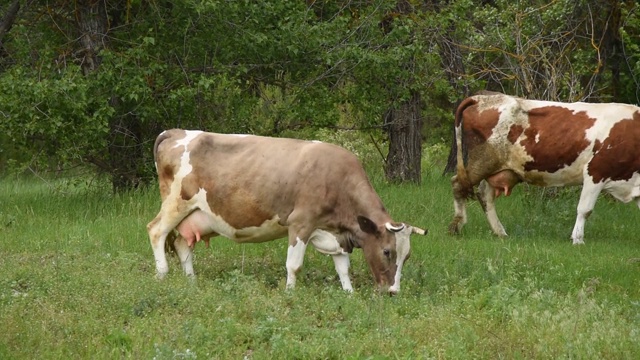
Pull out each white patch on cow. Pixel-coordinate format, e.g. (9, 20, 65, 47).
(578, 103, 637, 144)
(311, 140, 323, 144)
(170, 131, 203, 180)
(173, 130, 203, 149)
(604, 173, 640, 203)
(389, 225, 412, 294)
(534, 133, 540, 143)
(309, 229, 347, 255)
(485, 97, 537, 175)
(176, 150, 193, 178)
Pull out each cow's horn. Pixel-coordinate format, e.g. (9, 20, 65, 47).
(385, 222, 405, 232)
(411, 226, 427, 235)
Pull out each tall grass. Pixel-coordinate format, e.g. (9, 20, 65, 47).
(0, 167, 638, 359)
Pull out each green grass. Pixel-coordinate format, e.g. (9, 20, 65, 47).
(0, 168, 639, 359)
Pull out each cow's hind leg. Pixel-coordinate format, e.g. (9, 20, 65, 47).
(147, 215, 172, 279)
(571, 180, 604, 245)
(173, 235, 195, 277)
(449, 175, 469, 235)
(478, 180, 507, 237)
(147, 201, 193, 279)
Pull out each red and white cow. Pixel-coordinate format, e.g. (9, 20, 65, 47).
(147, 129, 426, 293)
(447, 92, 640, 244)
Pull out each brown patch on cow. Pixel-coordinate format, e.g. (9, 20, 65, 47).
(463, 106, 500, 143)
(161, 165, 174, 182)
(460, 106, 503, 187)
(507, 124, 524, 144)
(204, 182, 275, 229)
(520, 106, 596, 173)
(592, 139, 603, 153)
(588, 112, 640, 183)
(179, 174, 199, 201)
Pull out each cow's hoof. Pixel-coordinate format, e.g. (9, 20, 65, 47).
(448, 222, 461, 235)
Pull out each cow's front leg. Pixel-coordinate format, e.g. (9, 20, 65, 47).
(571, 180, 603, 245)
(308, 229, 353, 292)
(331, 253, 353, 292)
(285, 236, 308, 290)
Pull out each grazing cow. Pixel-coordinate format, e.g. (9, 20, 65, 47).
(447, 92, 640, 244)
(147, 129, 426, 293)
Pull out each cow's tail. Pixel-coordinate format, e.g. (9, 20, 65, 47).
(443, 110, 459, 175)
(450, 97, 477, 197)
(153, 129, 179, 253)
(152, 129, 175, 171)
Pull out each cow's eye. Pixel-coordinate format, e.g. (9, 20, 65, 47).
(383, 249, 391, 258)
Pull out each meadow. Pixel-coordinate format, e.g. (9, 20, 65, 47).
(0, 163, 638, 359)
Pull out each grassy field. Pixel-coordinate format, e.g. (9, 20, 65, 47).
(0, 165, 638, 359)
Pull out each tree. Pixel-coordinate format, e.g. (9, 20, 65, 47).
(1, 0, 639, 190)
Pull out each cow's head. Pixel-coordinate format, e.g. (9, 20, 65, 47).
(357, 216, 427, 294)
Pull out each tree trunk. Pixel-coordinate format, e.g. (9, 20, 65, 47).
(384, 90, 423, 183)
(382, 0, 423, 184)
(0, 0, 20, 44)
(0, 0, 20, 69)
(438, 30, 470, 175)
(76, 0, 108, 75)
(75, 1, 146, 192)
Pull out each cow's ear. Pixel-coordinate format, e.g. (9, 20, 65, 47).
(357, 216, 379, 234)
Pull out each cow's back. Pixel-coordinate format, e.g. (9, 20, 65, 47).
(154, 129, 376, 231)
(459, 95, 640, 187)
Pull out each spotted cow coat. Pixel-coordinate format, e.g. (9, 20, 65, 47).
(447, 92, 640, 244)
(147, 129, 426, 293)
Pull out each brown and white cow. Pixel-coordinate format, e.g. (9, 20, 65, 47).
(147, 129, 426, 293)
(447, 92, 640, 244)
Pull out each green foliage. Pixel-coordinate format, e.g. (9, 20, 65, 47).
(0, 65, 111, 170)
(461, 0, 599, 100)
(1, 0, 640, 185)
(619, 5, 640, 104)
(312, 128, 383, 168)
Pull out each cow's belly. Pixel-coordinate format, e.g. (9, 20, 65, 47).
(514, 152, 591, 187)
(177, 210, 288, 244)
(519, 165, 585, 187)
